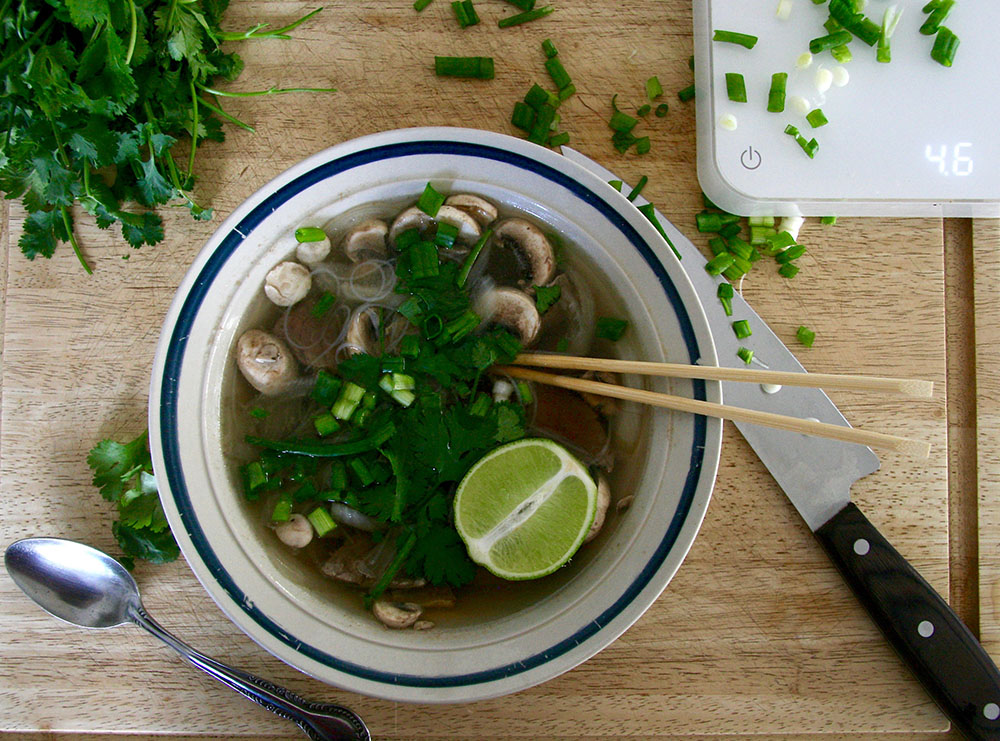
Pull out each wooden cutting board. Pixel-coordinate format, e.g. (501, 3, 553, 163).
(0, 2, 972, 738)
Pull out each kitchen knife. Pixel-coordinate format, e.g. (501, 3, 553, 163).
(561, 146, 1000, 740)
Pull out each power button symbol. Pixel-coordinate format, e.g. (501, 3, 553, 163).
(741, 146, 762, 170)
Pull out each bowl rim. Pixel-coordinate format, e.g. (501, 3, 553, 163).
(148, 126, 722, 702)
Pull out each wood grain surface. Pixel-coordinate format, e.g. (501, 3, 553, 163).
(0, 1, 981, 738)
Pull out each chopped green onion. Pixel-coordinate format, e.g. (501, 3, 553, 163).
(381, 356, 406, 373)
(392, 373, 416, 391)
(831, 44, 853, 63)
(637, 104, 652, 117)
(469, 393, 492, 416)
(528, 102, 558, 144)
(312, 371, 343, 407)
(877, 4, 903, 63)
(609, 110, 638, 133)
(821, 215, 838, 225)
(677, 84, 696, 102)
(515, 380, 534, 404)
(348, 457, 375, 487)
(775, 244, 807, 263)
(608, 179, 623, 192)
(749, 216, 775, 227)
(244, 461, 266, 493)
(778, 262, 800, 278)
(806, 108, 829, 128)
(930, 27, 959, 67)
(434, 56, 495, 79)
(498, 5, 553, 27)
(329, 461, 348, 491)
(545, 57, 572, 91)
(626, 175, 649, 202)
(294, 226, 327, 243)
(270, 492, 293, 522)
(391, 389, 416, 407)
(718, 222, 741, 239)
(314, 413, 341, 437)
(655, 103, 669, 117)
(399, 335, 420, 359)
(417, 182, 445, 216)
(732, 319, 752, 339)
(511, 101, 536, 131)
(414, 0, 433, 9)
(307, 507, 337, 537)
(457, 228, 492, 287)
(635, 136, 651, 155)
(727, 236, 753, 261)
(249, 407, 269, 420)
(596, 317, 629, 341)
(637, 203, 681, 260)
(725, 72, 747, 103)
(245, 434, 379, 459)
(409, 241, 440, 279)
(824, 16, 842, 33)
(310, 291, 336, 318)
(292, 480, 317, 503)
(767, 73, 787, 112)
(809, 29, 853, 53)
(784, 125, 819, 158)
(920, 0, 953, 34)
(452, 0, 479, 27)
(712, 30, 759, 49)
(440, 310, 480, 344)
(724, 256, 750, 279)
(796, 325, 816, 347)
(717, 282, 734, 316)
(542, 38, 558, 58)
(505, 0, 536, 9)
(434, 222, 460, 249)
(767, 230, 797, 251)
(696, 211, 740, 233)
(332, 382, 366, 421)
(708, 237, 728, 256)
(395, 228, 421, 251)
(524, 84, 551, 110)
(737, 347, 754, 365)
(646, 76, 664, 100)
(705, 253, 735, 276)
(750, 225, 777, 244)
(548, 131, 570, 147)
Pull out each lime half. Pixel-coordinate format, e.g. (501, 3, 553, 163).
(454, 438, 598, 580)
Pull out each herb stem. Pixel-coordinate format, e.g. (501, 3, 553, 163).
(198, 84, 336, 97)
(197, 96, 256, 132)
(0, 14, 54, 76)
(188, 77, 199, 179)
(60, 207, 93, 275)
(125, 0, 138, 65)
(366, 530, 418, 605)
(216, 7, 323, 41)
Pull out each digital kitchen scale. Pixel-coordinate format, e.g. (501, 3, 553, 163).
(693, 0, 1000, 217)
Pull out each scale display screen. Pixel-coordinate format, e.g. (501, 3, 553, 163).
(694, 0, 1000, 217)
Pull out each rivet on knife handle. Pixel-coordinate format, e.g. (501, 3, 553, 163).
(815, 502, 1000, 740)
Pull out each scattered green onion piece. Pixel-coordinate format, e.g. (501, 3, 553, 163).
(596, 317, 629, 341)
(737, 347, 754, 365)
(767, 73, 787, 113)
(381, 357, 406, 374)
(821, 215, 838, 225)
(548, 131, 570, 147)
(545, 57, 572, 91)
(809, 29, 853, 53)
(796, 325, 816, 347)
(767, 231, 797, 251)
(831, 44, 853, 63)
(434, 56, 495, 79)
(409, 241, 440, 279)
(542, 38, 558, 57)
(310, 291, 337, 318)
(702, 192, 720, 209)
(784, 124, 800, 136)
(930, 27, 959, 67)
(292, 481, 317, 503)
(713, 29, 759, 49)
(749, 216, 775, 227)
(806, 108, 829, 128)
(516, 380, 534, 404)
(778, 262, 800, 278)
(637, 104, 652, 117)
(245, 461, 267, 493)
(732, 319, 752, 339)
(332, 382, 366, 421)
(524, 84, 551, 110)
(457, 228, 492, 287)
(328, 461, 348, 491)
(608, 180, 623, 192)
(249, 407, 269, 420)
(349, 458, 375, 487)
(708, 237, 728, 256)
(294, 226, 327, 243)
(725, 72, 747, 103)
(378, 373, 396, 395)
(775, 244, 807, 263)
(635, 137, 651, 155)
(655, 103, 669, 117)
(417, 182, 445, 216)
(528, 103, 558, 144)
(391, 389, 416, 407)
(717, 282, 734, 316)
(718, 222, 741, 239)
(498, 5, 553, 27)
(270, 492, 293, 523)
(512, 102, 537, 131)
(395, 228, 421, 251)
(557, 84, 576, 101)
(609, 110, 638, 133)
(727, 236, 753, 261)
(505, 0, 536, 9)
(696, 211, 739, 232)
(722, 258, 748, 281)
(452, 0, 475, 27)
(824, 16, 841, 33)
(414, 0, 433, 9)
(440, 310, 481, 344)
(362, 391, 377, 410)
(920, 0, 953, 35)
(314, 413, 341, 437)
(750, 225, 777, 244)
(627, 176, 649, 202)
(705, 253, 735, 276)
(469, 393, 492, 416)
(244, 435, 378, 458)
(307, 507, 337, 537)
(646, 76, 664, 100)
(689, 55, 695, 71)
(434, 222, 460, 249)
(677, 84, 696, 102)
(637, 203, 681, 260)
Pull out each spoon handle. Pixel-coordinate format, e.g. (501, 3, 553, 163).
(130, 605, 369, 741)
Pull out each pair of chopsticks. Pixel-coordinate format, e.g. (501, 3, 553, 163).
(497, 353, 933, 459)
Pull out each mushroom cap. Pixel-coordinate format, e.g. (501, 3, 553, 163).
(372, 599, 423, 629)
(434, 205, 482, 245)
(344, 306, 379, 355)
(389, 206, 433, 247)
(341, 219, 389, 262)
(584, 472, 611, 543)
(274, 513, 314, 549)
(476, 287, 541, 347)
(444, 193, 499, 228)
(295, 233, 332, 265)
(236, 329, 298, 396)
(264, 261, 311, 307)
(491, 218, 557, 288)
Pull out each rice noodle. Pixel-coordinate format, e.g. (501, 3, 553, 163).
(310, 260, 396, 305)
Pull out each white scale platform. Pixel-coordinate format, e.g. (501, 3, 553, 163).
(693, 0, 1000, 217)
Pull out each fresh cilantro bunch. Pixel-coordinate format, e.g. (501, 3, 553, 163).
(0, 0, 327, 273)
(87, 430, 179, 567)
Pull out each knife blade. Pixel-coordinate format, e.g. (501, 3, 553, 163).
(561, 145, 1000, 740)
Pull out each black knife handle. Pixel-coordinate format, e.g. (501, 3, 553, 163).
(815, 502, 1000, 740)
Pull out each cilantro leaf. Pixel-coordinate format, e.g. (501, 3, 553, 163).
(406, 523, 478, 588)
(112, 521, 179, 565)
(534, 284, 562, 313)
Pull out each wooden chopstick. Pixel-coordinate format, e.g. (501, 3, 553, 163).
(513, 353, 934, 398)
(497, 366, 932, 459)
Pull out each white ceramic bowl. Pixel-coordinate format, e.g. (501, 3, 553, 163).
(148, 127, 722, 703)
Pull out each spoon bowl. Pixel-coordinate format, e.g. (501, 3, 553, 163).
(4, 537, 369, 741)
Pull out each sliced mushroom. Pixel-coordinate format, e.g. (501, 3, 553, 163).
(387, 585, 456, 609)
(344, 307, 379, 355)
(389, 206, 433, 246)
(264, 261, 311, 307)
(444, 193, 499, 228)
(274, 513, 313, 549)
(372, 600, 423, 629)
(413, 620, 435, 631)
(492, 378, 515, 403)
(434, 205, 482, 245)
(341, 219, 389, 262)
(489, 218, 557, 289)
(236, 329, 299, 396)
(476, 287, 541, 347)
(295, 233, 332, 265)
(580, 371, 621, 417)
(584, 472, 611, 543)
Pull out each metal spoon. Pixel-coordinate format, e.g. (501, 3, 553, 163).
(4, 537, 369, 741)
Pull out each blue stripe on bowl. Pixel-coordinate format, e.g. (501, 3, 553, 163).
(159, 139, 708, 689)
